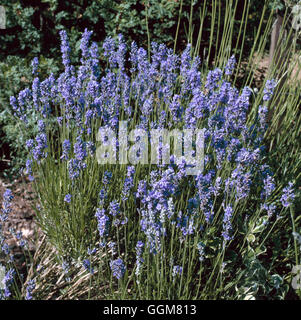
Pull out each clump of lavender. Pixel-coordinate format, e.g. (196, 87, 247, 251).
(10, 29, 297, 299)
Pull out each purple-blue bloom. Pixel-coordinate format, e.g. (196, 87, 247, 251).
(263, 79, 277, 101)
(64, 194, 72, 203)
(61, 139, 71, 160)
(83, 259, 94, 275)
(110, 258, 126, 280)
(225, 55, 236, 76)
(25, 279, 35, 300)
(31, 57, 39, 75)
(95, 208, 110, 239)
(280, 182, 295, 208)
(222, 204, 233, 242)
(59, 30, 71, 70)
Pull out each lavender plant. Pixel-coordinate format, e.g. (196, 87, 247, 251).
(7, 28, 299, 300)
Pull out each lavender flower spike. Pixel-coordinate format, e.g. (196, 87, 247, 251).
(280, 182, 295, 208)
(110, 258, 126, 279)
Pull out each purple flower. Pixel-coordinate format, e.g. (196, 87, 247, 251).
(61, 261, 70, 275)
(121, 166, 135, 201)
(57, 116, 63, 126)
(33, 133, 48, 160)
(25, 159, 34, 181)
(37, 120, 46, 132)
(64, 194, 72, 203)
(83, 259, 94, 274)
(3, 189, 13, 202)
(205, 68, 222, 91)
(280, 182, 295, 208)
(59, 30, 71, 70)
(169, 94, 183, 122)
(107, 242, 117, 256)
(95, 208, 110, 238)
(262, 175, 275, 199)
(130, 41, 138, 73)
(1, 189, 14, 219)
(80, 28, 93, 60)
(61, 139, 71, 160)
(116, 34, 127, 71)
(136, 180, 147, 200)
(135, 241, 144, 280)
(110, 258, 126, 280)
(225, 166, 252, 201)
(258, 105, 268, 129)
(180, 44, 192, 75)
(263, 79, 277, 101)
(89, 42, 100, 77)
(225, 55, 236, 76)
(103, 36, 117, 68)
(86, 141, 95, 155)
(32, 77, 40, 110)
(25, 279, 35, 300)
(10, 96, 19, 113)
(87, 247, 96, 255)
(1, 243, 10, 255)
(98, 189, 106, 204)
(67, 158, 82, 180)
(102, 171, 112, 186)
(222, 204, 233, 242)
(172, 265, 183, 278)
(2, 268, 15, 298)
(26, 139, 34, 150)
(31, 57, 39, 75)
(74, 136, 87, 162)
(261, 203, 277, 220)
(109, 200, 120, 217)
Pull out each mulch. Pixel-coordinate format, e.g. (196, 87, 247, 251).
(0, 176, 40, 274)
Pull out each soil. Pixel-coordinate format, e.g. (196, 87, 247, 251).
(0, 175, 40, 273)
